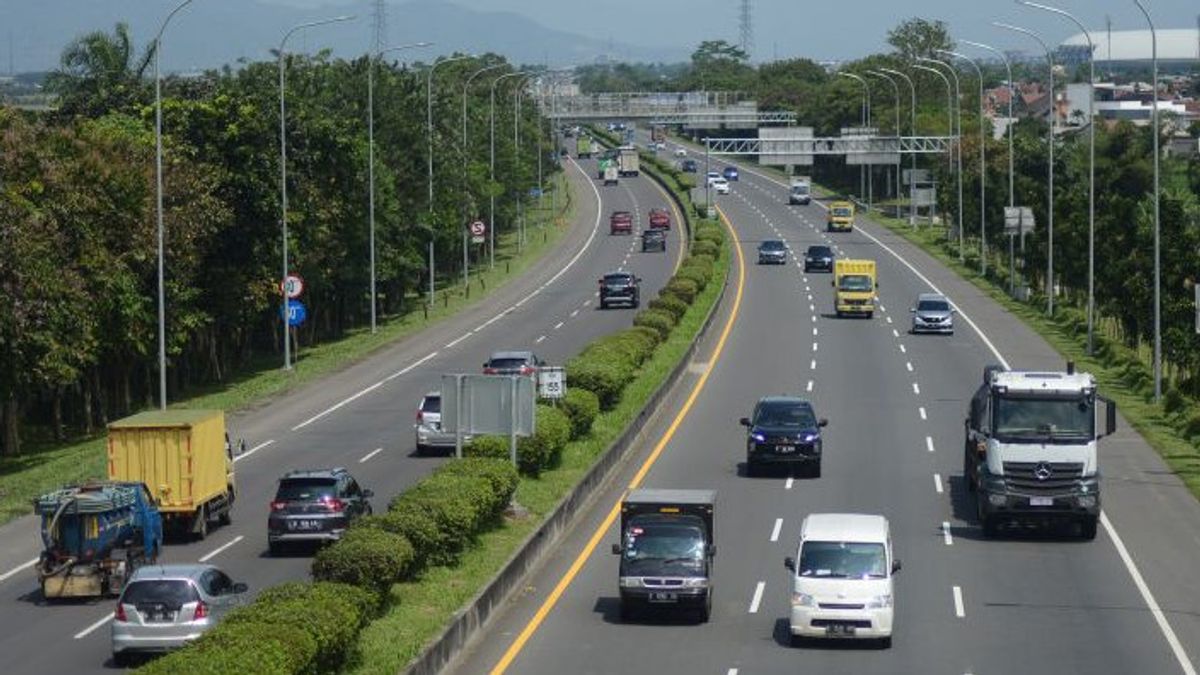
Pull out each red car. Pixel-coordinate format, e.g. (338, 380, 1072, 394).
(610, 211, 633, 235)
(648, 207, 671, 230)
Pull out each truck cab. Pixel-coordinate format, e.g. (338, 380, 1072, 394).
(965, 363, 1117, 539)
(611, 489, 715, 622)
(827, 201, 855, 231)
(833, 259, 877, 318)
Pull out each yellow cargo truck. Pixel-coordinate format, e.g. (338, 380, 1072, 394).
(833, 259, 877, 318)
(827, 201, 855, 232)
(107, 410, 237, 540)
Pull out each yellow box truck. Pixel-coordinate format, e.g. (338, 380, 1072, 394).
(833, 259, 877, 318)
(827, 201, 855, 232)
(107, 410, 237, 540)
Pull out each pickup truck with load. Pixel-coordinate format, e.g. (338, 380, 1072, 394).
(107, 410, 239, 540)
(827, 201, 855, 231)
(576, 135, 594, 159)
(833, 259, 877, 318)
(789, 178, 812, 205)
(618, 145, 640, 177)
(612, 489, 715, 622)
(36, 481, 162, 598)
(965, 362, 1117, 539)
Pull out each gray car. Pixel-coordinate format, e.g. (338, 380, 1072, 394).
(910, 293, 955, 334)
(111, 564, 248, 665)
(757, 240, 788, 265)
(483, 350, 543, 376)
(414, 391, 471, 455)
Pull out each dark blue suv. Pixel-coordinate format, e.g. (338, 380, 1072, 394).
(740, 396, 827, 477)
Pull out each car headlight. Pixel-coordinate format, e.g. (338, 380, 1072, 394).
(791, 592, 816, 607)
(619, 577, 642, 588)
(682, 578, 709, 588)
(866, 594, 893, 609)
(751, 432, 766, 442)
(800, 433, 818, 443)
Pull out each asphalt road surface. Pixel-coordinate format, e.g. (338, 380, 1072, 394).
(0, 146, 686, 674)
(446, 135, 1200, 675)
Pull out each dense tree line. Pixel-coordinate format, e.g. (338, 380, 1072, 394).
(0, 24, 555, 454)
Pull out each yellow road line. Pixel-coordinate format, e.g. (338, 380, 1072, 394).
(488, 206, 746, 675)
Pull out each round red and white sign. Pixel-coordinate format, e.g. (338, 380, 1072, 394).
(281, 274, 305, 299)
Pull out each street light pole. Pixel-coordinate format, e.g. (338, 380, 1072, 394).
(152, 0, 193, 409)
(425, 54, 473, 303)
(278, 15, 355, 370)
(881, 67, 917, 226)
(491, 71, 529, 268)
(1018, 2, 1096, 355)
(462, 62, 507, 288)
(369, 42, 430, 334)
(1131, 0, 1161, 400)
(939, 49, 987, 275)
(995, 22, 1055, 316)
(867, 70, 902, 209)
(917, 58, 962, 261)
(839, 72, 871, 206)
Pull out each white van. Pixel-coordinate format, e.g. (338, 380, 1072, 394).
(784, 513, 899, 648)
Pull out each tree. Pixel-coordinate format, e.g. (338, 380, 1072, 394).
(45, 22, 155, 118)
(886, 18, 953, 63)
(684, 40, 753, 91)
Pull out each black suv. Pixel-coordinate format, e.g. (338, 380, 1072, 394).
(642, 229, 667, 252)
(268, 468, 373, 555)
(803, 245, 834, 273)
(740, 396, 828, 477)
(599, 272, 641, 309)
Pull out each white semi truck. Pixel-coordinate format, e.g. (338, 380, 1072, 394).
(964, 362, 1117, 539)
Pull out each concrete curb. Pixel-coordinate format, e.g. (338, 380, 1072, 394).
(402, 158, 726, 675)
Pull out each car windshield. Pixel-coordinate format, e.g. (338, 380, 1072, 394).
(487, 357, 531, 369)
(604, 275, 632, 284)
(420, 397, 441, 414)
(121, 579, 199, 606)
(792, 185, 809, 194)
(832, 207, 852, 217)
(799, 541, 887, 579)
(754, 403, 816, 428)
(807, 247, 831, 257)
(275, 479, 337, 501)
(994, 395, 1095, 440)
(623, 523, 705, 564)
(761, 241, 785, 251)
(839, 275, 872, 292)
(917, 300, 950, 312)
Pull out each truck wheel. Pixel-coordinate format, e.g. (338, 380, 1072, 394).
(981, 515, 999, 538)
(1079, 517, 1098, 540)
(218, 509, 232, 527)
(194, 507, 209, 541)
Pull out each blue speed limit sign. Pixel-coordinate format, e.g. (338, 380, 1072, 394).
(283, 299, 307, 327)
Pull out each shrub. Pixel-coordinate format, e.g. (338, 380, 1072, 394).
(312, 528, 414, 597)
(663, 278, 699, 304)
(598, 327, 659, 365)
(649, 295, 688, 322)
(1183, 412, 1200, 440)
(221, 583, 365, 673)
(134, 625, 309, 675)
(561, 388, 600, 439)
(465, 435, 510, 460)
(514, 404, 572, 475)
(691, 239, 719, 258)
(567, 352, 635, 409)
(1163, 387, 1188, 415)
(634, 309, 676, 341)
(674, 266, 710, 292)
(436, 457, 519, 506)
(361, 507, 446, 571)
(390, 489, 478, 563)
(695, 225, 724, 246)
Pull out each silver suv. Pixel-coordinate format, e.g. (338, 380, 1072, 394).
(111, 564, 247, 665)
(414, 391, 471, 455)
(910, 293, 955, 334)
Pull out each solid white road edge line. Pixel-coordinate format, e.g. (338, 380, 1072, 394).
(292, 350, 440, 430)
(748, 581, 766, 614)
(199, 535, 245, 563)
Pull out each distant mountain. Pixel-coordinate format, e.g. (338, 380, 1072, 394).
(5, 0, 689, 74)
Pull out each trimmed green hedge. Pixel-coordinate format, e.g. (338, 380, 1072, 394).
(516, 404, 572, 476)
(361, 505, 448, 571)
(561, 388, 600, 439)
(692, 239, 719, 258)
(634, 309, 677, 341)
(649, 295, 688, 322)
(312, 527, 415, 597)
(663, 277, 699, 304)
(134, 623, 313, 675)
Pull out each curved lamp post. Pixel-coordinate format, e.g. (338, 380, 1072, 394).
(938, 49, 988, 275)
(916, 57, 963, 261)
(880, 67, 918, 226)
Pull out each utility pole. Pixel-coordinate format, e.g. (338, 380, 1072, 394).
(738, 0, 754, 59)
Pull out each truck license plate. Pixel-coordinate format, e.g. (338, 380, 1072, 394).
(826, 623, 857, 637)
(289, 519, 320, 531)
(1029, 497, 1054, 507)
(649, 592, 677, 603)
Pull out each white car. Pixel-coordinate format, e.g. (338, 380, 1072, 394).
(674, 147, 687, 157)
(784, 513, 899, 648)
(710, 177, 730, 194)
(705, 171, 722, 185)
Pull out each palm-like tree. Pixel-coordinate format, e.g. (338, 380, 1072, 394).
(45, 22, 156, 117)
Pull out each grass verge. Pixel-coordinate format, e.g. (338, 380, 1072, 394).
(0, 172, 574, 526)
(865, 210, 1200, 500)
(348, 210, 728, 675)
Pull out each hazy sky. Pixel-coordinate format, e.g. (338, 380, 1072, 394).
(263, 0, 1200, 61)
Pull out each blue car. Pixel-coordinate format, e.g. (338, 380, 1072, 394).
(722, 166, 740, 181)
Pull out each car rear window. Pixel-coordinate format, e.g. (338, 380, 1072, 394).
(420, 396, 441, 413)
(121, 579, 199, 606)
(487, 357, 530, 369)
(604, 274, 633, 283)
(808, 246, 831, 256)
(275, 478, 337, 501)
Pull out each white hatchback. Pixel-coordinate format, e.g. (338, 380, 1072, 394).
(784, 513, 899, 648)
(710, 177, 730, 194)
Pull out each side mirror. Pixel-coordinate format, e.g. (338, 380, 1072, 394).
(891, 559, 902, 574)
(232, 582, 249, 594)
(361, 489, 374, 499)
(784, 556, 795, 571)
(739, 417, 751, 427)
(611, 543, 622, 555)
(909, 308, 916, 313)
(818, 418, 829, 427)
(483, 363, 488, 369)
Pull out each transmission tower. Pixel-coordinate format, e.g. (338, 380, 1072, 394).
(738, 0, 753, 60)
(372, 0, 387, 53)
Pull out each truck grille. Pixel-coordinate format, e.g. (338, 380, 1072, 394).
(1003, 461, 1084, 493)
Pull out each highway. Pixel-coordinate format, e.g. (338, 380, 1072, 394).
(447, 137, 1200, 675)
(0, 148, 686, 673)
